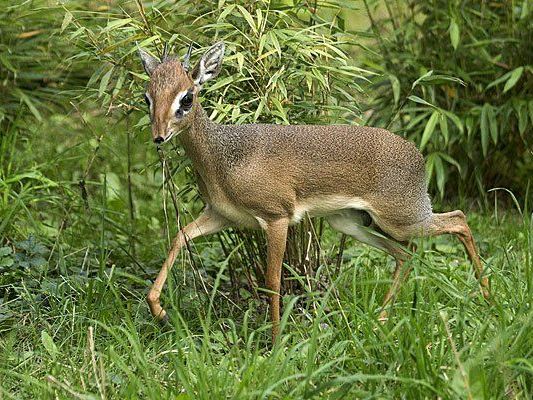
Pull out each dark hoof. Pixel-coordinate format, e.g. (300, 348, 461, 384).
(156, 312, 170, 326)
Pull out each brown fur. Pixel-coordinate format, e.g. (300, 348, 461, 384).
(140, 43, 490, 342)
(184, 110, 433, 239)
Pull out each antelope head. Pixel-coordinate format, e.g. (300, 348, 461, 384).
(138, 41, 225, 144)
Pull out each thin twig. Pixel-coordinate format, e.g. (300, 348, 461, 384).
(87, 326, 105, 399)
(126, 117, 136, 257)
(335, 234, 347, 275)
(46, 375, 91, 400)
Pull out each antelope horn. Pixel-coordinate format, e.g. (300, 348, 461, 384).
(161, 42, 169, 61)
(182, 43, 193, 71)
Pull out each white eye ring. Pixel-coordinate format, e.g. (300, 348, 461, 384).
(171, 90, 190, 117)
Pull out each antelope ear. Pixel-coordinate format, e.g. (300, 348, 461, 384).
(138, 47, 160, 76)
(191, 42, 225, 88)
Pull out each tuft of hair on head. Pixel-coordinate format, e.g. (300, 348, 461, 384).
(182, 43, 194, 72)
(161, 42, 171, 62)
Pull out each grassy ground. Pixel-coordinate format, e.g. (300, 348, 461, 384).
(1, 207, 531, 398)
(1, 1, 531, 398)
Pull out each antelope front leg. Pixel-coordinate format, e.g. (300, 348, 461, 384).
(147, 209, 228, 321)
(264, 218, 289, 343)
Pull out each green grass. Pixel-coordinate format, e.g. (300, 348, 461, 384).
(1, 210, 531, 399)
(1, 1, 532, 398)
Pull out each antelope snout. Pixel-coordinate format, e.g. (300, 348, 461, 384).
(152, 119, 170, 145)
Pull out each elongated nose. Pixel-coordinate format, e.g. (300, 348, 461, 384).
(154, 136, 164, 144)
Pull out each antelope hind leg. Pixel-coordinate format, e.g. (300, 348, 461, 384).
(326, 210, 410, 322)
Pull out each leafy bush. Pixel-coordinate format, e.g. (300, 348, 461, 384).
(362, 0, 532, 200)
(64, 0, 369, 293)
(0, 237, 47, 293)
(0, 1, 95, 242)
(0, 0, 89, 125)
(64, 0, 370, 126)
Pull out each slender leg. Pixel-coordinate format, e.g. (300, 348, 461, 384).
(378, 242, 416, 322)
(456, 228, 490, 299)
(378, 259, 406, 321)
(430, 211, 490, 299)
(326, 212, 411, 322)
(264, 218, 289, 343)
(147, 209, 229, 321)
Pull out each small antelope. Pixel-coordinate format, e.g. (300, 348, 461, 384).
(139, 42, 490, 341)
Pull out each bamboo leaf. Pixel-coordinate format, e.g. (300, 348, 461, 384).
(268, 31, 282, 57)
(444, 111, 464, 134)
(237, 5, 257, 34)
(412, 70, 433, 90)
(486, 70, 512, 90)
(271, 97, 288, 124)
(488, 106, 498, 144)
(218, 4, 235, 21)
(102, 18, 132, 32)
(425, 153, 435, 184)
(438, 152, 462, 174)
(420, 111, 440, 150)
(408, 95, 437, 109)
(254, 98, 265, 121)
(449, 19, 460, 50)
(405, 111, 431, 131)
(439, 113, 449, 144)
(389, 74, 400, 106)
(503, 67, 524, 93)
(517, 102, 528, 135)
(420, 74, 465, 86)
(466, 116, 475, 139)
(480, 103, 490, 156)
(434, 153, 446, 197)
(98, 66, 113, 98)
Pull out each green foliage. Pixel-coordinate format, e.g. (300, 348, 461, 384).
(363, 0, 532, 199)
(68, 0, 368, 125)
(0, 236, 48, 289)
(12, 236, 48, 269)
(0, 246, 14, 268)
(1, 213, 532, 398)
(0, 0, 89, 125)
(0, 1, 532, 398)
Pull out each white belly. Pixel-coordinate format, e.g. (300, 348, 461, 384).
(212, 194, 373, 230)
(211, 200, 260, 229)
(291, 195, 373, 225)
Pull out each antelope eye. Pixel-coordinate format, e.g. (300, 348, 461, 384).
(181, 91, 193, 109)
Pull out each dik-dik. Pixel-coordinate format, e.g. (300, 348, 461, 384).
(139, 42, 490, 341)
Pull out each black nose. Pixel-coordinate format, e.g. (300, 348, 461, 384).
(154, 136, 164, 144)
